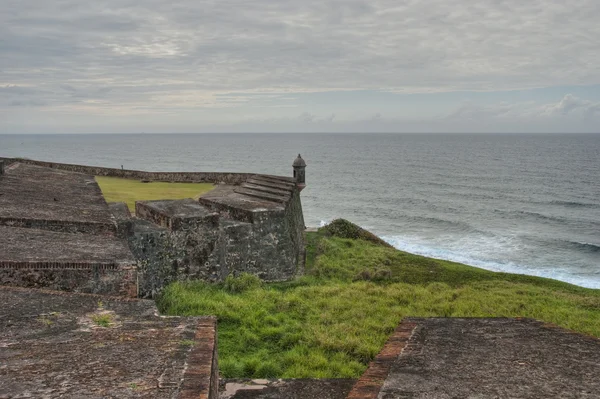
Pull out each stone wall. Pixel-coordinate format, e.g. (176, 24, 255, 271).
(1, 158, 306, 299)
(0, 261, 137, 297)
(126, 219, 178, 298)
(0, 217, 117, 235)
(0, 157, 254, 185)
(285, 189, 307, 276)
(107, 202, 133, 238)
(121, 198, 305, 297)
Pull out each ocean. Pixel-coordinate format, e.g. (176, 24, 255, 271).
(1, 133, 599, 288)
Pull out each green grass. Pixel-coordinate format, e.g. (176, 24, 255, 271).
(91, 313, 114, 328)
(158, 220, 600, 379)
(95, 176, 214, 212)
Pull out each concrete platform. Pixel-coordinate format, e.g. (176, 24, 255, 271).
(347, 318, 600, 399)
(0, 163, 116, 234)
(0, 286, 218, 399)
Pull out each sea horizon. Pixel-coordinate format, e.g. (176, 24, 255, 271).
(1, 132, 599, 289)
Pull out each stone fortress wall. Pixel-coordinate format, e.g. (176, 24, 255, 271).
(0, 155, 308, 298)
(0, 157, 253, 185)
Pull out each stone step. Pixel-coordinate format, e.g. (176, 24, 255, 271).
(240, 182, 292, 198)
(250, 174, 296, 188)
(198, 196, 256, 224)
(246, 178, 295, 193)
(233, 187, 289, 203)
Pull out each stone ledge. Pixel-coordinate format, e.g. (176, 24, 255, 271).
(348, 318, 600, 399)
(0, 216, 117, 235)
(0, 157, 284, 186)
(136, 199, 220, 231)
(0, 260, 121, 270)
(346, 320, 417, 399)
(0, 163, 117, 234)
(0, 286, 219, 399)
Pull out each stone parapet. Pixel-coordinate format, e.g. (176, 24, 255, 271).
(0, 157, 254, 185)
(136, 199, 220, 231)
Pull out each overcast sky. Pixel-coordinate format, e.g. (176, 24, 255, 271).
(1, 0, 599, 133)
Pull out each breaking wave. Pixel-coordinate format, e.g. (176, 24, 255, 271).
(381, 235, 600, 290)
(557, 240, 600, 254)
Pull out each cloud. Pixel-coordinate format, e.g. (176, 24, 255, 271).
(543, 94, 600, 118)
(446, 95, 600, 121)
(298, 112, 316, 123)
(7, 99, 47, 107)
(1, 0, 600, 131)
(323, 114, 336, 123)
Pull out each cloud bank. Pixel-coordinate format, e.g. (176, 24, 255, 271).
(1, 0, 599, 132)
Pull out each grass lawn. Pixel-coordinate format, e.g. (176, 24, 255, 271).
(95, 176, 214, 212)
(158, 220, 600, 379)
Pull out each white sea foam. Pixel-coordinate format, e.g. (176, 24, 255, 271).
(381, 235, 600, 290)
(309, 221, 599, 289)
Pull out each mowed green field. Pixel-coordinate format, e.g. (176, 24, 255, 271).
(95, 176, 214, 212)
(158, 220, 600, 379)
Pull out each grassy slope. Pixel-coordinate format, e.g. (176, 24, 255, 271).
(95, 176, 214, 211)
(158, 224, 600, 379)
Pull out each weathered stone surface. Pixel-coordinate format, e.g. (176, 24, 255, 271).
(136, 199, 219, 231)
(0, 162, 116, 235)
(0, 286, 218, 399)
(0, 159, 306, 297)
(199, 185, 277, 223)
(0, 157, 253, 185)
(348, 318, 600, 399)
(198, 175, 305, 281)
(0, 226, 137, 296)
(108, 201, 133, 238)
(127, 219, 177, 298)
(131, 176, 305, 292)
(220, 379, 356, 399)
(128, 172, 305, 296)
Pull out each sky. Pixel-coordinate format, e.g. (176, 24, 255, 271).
(1, 0, 599, 133)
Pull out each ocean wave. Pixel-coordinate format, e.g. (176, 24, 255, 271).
(556, 240, 600, 254)
(318, 216, 476, 233)
(495, 209, 569, 225)
(548, 200, 599, 209)
(313, 221, 600, 289)
(403, 215, 474, 231)
(380, 235, 600, 290)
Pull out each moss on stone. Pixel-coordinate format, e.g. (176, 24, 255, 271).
(318, 219, 393, 248)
